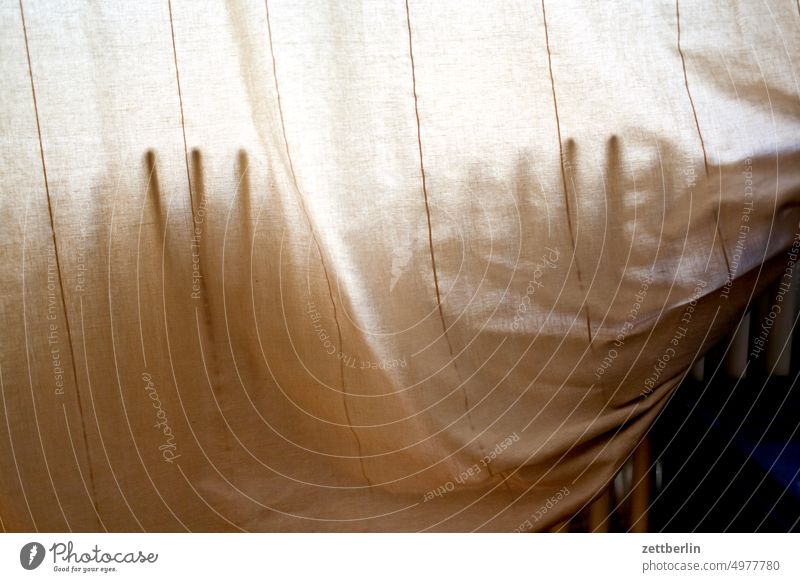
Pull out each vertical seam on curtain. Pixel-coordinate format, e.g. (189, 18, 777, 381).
(540, 0, 593, 343)
(676, 0, 709, 175)
(167, 0, 197, 217)
(403, 0, 454, 358)
(404, 1, 477, 436)
(676, 0, 732, 275)
(18, 0, 99, 530)
(263, 0, 373, 488)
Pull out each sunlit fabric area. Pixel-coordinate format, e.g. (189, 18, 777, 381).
(1, 1, 799, 532)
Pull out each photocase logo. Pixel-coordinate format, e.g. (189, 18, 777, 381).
(20, 542, 46, 570)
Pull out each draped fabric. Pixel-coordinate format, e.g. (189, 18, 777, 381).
(0, 0, 798, 532)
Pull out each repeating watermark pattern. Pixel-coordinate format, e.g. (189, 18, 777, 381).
(306, 300, 406, 370)
(423, 432, 520, 502)
(46, 245, 66, 397)
(511, 247, 560, 331)
(74, 208, 88, 295)
(142, 372, 180, 463)
(307, 300, 336, 355)
(641, 278, 707, 398)
(751, 226, 800, 359)
(683, 150, 698, 190)
(190, 195, 208, 300)
(594, 270, 654, 381)
(720, 158, 755, 300)
(339, 352, 408, 370)
(512, 486, 571, 532)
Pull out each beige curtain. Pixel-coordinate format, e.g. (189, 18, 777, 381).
(1, 0, 798, 532)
